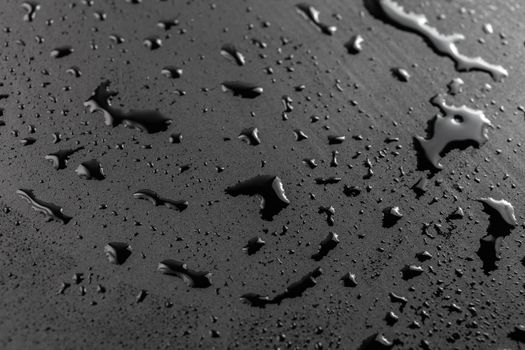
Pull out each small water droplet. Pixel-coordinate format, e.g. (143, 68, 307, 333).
(401, 265, 424, 279)
(447, 77, 464, 95)
(84, 81, 172, 133)
(157, 259, 212, 288)
(157, 18, 179, 30)
(243, 237, 265, 255)
(75, 159, 105, 180)
(22, 2, 40, 22)
(391, 67, 410, 82)
(226, 175, 289, 220)
(66, 66, 81, 77)
(478, 198, 517, 226)
(16, 189, 72, 224)
(221, 81, 263, 98)
(296, 3, 336, 35)
(341, 272, 357, 287)
(50, 46, 73, 58)
(45, 147, 84, 170)
(133, 189, 188, 211)
(239, 127, 261, 145)
(104, 242, 131, 264)
(220, 44, 246, 66)
(143, 36, 162, 50)
(161, 66, 183, 79)
(345, 34, 364, 54)
(311, 232, 339, 260)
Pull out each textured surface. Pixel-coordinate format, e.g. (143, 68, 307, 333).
(0, 0, 524, 349)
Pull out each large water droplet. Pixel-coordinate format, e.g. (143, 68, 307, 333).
(133, 189, 188, 211)
(378, 0, 508, 81)
(221, 81, 263, 98)
(416, 94, 491, 169)
(220, 44, 246, 66)
(158, 259, 212, 288)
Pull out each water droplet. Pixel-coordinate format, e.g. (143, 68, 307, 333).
(482, 23, 494, 35)
(341, 272, 357, 287)
(385, 311, 398, 325)
(240, 293, 272, 307)
(57, 282, 70, 295)
(45, 147, 84, 170)
(157, 259, 212, 288)
(311, 232, 339, 260)
(401, 265, 424, 279)
(109, 34, 125, 44)
(143, 36, 162, 50)
(226, 175, 289, 220)
(378, 0, 508, 81)
(389, 292, 408, 309)
(157, 18, 179, 30)
(72, 273, 83, 284)
(238, 127, 261, 145)
(133, 189, 188, 211)
(296, 3, 336, 35)
(21, 2, 40, 22)
(161, 66, 183, 79)
(315, 177, 341, 185)
(50, 46, 73, 58)
(282, 95, 293, 113)
(447, 77, 464, 95)
(16, 189, 72, 224)
(242, 267, 323, 306)
(303, 158, 318, 169)
(413, 176, 428, 197)
(383, 206, 402, 227)
(391, 67, 410, 82)
(509, 325, 525, 343)
(476, 198, 516, 273)
(168, 133, 182, 144)
(136, 289, 147, 303)
(416, 94, 491, 169)
(358, 333, 395, 350)
(415, 251, 432, 261)
(75, 159, 105, 180)
(294, 129, 308, 141)
(93, 11, 107, 21)
(343, 185, 361, 197)
(328, 135, 345, 145)
(345, 34, 364, 54)
(330, 150, 339, 167)
(20, 137, 36, 146)
(243, 237, 265, 255)
(51, 132, 61, 144)
(448, 206, 464, 220)
(66, 66, 81, 77)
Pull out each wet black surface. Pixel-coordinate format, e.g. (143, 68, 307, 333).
(1, 0, 525, 349)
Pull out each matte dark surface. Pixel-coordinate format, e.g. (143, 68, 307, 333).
(0, 0, 524, 349)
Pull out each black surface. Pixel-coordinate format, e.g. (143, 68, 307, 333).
(0, 0, 524, 349)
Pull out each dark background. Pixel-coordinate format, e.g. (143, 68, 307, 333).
(0, 0, 523, 349)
